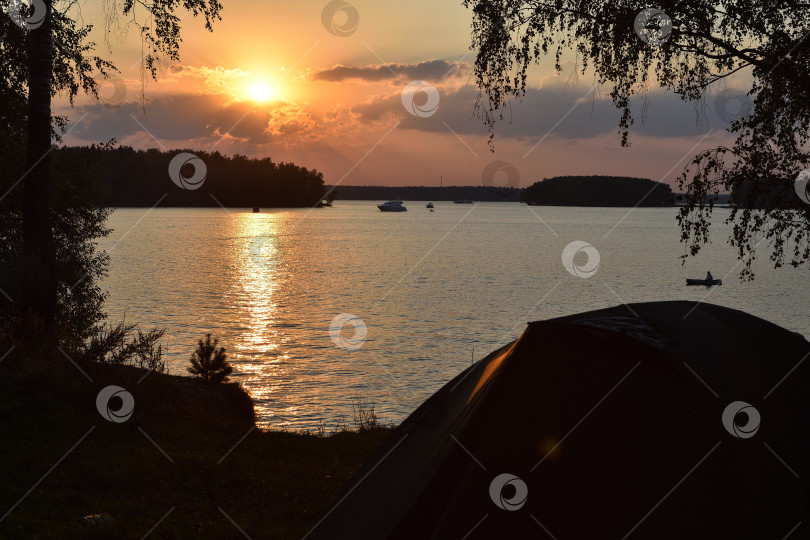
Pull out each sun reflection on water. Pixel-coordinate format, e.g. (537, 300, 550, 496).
(231, 213, 292, 424)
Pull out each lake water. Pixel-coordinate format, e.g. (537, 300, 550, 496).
(102, 202, 810, 430)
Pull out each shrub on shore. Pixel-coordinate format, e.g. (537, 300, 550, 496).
(351, 397, 381, 431)
(83, 320, 167, 373)
(188, 333, 233, 382)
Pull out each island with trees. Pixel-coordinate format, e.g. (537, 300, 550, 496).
(520, 176, 673, 207)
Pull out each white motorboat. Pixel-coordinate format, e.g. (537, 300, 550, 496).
(378, 200, 407, 212)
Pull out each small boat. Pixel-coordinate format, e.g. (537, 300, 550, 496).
(426, 202, 434, 208)
(377, 200, 407, 212)
(686, 278, 723, 286)
(253, 207, 260, 213)
(453, 199, 473, 204)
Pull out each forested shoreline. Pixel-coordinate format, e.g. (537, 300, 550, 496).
(55, 146, 328, 208)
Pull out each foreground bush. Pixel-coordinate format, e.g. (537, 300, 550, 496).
(188, 333, 233, 382)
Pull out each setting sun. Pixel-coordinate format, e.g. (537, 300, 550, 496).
(249, 81, 275, 102)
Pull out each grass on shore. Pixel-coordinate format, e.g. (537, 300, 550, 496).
(0, 350, 394, 539)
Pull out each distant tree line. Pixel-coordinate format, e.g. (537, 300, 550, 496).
(56, 146, 327, 208)
(521, 176, 673, 207)
(329, 185, 521, 202)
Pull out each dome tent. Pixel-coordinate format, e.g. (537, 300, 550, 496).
(307, 301, 810, 539)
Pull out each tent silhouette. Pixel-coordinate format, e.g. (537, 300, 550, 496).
(307, 301, 810, 539)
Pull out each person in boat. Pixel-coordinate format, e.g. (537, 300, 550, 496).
(705, 271, 714, 282)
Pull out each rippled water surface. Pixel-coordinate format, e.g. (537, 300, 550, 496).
(102, 202, 810, 429)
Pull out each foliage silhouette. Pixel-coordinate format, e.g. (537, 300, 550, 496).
(0, 140, 113, 353)
(4, 0, 222, 325)
(84, 320, 167, 373)
(188, 334, 233, 383)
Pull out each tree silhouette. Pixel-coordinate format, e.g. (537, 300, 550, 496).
(188, 334, 233, 383)
(2, 7, 117, 345)
(464, 0, 810, 279)
(14, 0, 222, 326)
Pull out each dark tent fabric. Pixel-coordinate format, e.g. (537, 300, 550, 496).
(307, 301, 810, 539)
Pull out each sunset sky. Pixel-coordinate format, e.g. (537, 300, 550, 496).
(57, 0, 747, 188)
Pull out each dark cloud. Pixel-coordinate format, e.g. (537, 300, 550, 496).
(68, 94, 313, 145)
(65, 80, 736, 153)
(311, 59, 468, 83)
(351, 82, 733, 140)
